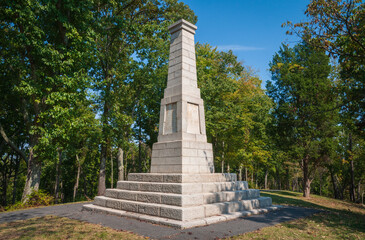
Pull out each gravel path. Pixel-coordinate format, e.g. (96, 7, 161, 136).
(0, 203, 321, 239)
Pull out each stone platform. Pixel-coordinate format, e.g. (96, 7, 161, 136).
(83, 173, 279, 229)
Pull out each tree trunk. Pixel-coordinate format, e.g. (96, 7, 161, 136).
(245, 167, 247, 181)
(83, 174, 88, 197)
(336, 175, 345, 199)
(98, 143, 107, 196)
(1, 157, 8, 206)
(239, 167, 242, 181)
(303, 178, 312, 198)
(54, 148, 62, 204)
(22, 147, 41, 202)
(264, 169, 268, 189)
(73, 154, 81, 202)
(138, 125, 142, 172)
(12, 155, 20, 204)
(357, 180, 361, 202)
(302, 157, 312, 198)
(276, 170, 281, 190)
(319, 172, 323, 196)
(2, 175, 7, 206)
(98, 98, 110, 196)
(60, 181, 64, 202)
(286, 168, 290, 190)
(221, 141, 225, 173)
(251, 171, 254, 186)
(124, 150, 128, 180)
(349, 133, 356, 202)
(329, 167, 340, 199)
(110, 148, 113, 188)
(117, 148, 124, 181)
(255, 174, 258, 189)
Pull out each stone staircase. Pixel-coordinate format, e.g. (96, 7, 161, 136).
(83, 173, 280, 228)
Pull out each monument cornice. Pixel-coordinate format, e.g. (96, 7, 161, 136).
(168, 19, 197, 35)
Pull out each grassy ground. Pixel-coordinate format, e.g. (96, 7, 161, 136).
(232, 190, 365, 240)
(0, 215, 145, 240)
(0, 191, 364, 239)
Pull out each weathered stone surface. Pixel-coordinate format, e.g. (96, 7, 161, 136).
(106, 198, 122, 210)
(160, 206, 182, 220)
(181, 194, 204, 206)
(127, 173, 237, 183)
(121, 201, 138, 212)
(118, 190, 137, 201)
(105, 189, 118, 199)
(137, 192, 161, 204)
(93, 196, 107, 207)
(161, 194, 182, 206)
(182, 206, 205, 221)
(138, 203, 160, 216)
(204, 203, 226, 216)
(83, 203, 281, 229)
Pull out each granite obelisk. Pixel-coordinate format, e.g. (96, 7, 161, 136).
(150, 19, 214, 174)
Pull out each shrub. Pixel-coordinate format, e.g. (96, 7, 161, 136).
(26, 190, 54, 207)
(5, 190, 54, 211)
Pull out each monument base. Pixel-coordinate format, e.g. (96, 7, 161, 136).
(82, 173, 280, 229)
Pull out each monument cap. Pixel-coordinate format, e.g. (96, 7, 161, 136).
(168, 19, 197, 35)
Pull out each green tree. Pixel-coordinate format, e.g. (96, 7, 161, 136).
(286, 0, 365, 130)
(0, 0, 95, 201)
(285, 0, 365, 201)
(196, 43, 272, 181)
(267, 42, 338, 198)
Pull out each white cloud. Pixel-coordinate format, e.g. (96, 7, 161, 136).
(216, 45, 264, 51)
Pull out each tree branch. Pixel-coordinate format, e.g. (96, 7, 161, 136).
(0, 123, 28, 163)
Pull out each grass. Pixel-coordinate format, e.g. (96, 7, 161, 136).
(1, 191, 364, 239)
(231, 190, 365, 240)
(0, 215, 145, 240)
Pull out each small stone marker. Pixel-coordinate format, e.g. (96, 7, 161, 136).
(83, 19, 278, 229)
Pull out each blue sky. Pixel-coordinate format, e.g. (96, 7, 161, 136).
(182, 0, 309, 87)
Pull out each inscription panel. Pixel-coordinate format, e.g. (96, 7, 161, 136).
(187, 103, 200, 134)
(164, 103, 177, 134)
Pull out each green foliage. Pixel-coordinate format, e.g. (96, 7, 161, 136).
(6, 190, 54, 211)
(196, 43, 273, 176)
(267, 41, 339, 197)
(25, 190, 54, 207)
(287, 0, 365, 131)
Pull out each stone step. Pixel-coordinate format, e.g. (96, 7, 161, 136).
(105, 188, 260, 207)
(116, 180, 248, 194)
(93, 196, 272, 221)
(83, 203, 281, 229)
(83, 204, 282, 229)
(128, 173, 237, 183)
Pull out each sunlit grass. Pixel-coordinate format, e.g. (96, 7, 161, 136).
(231, 190, 365, 240)
(0, 215, 145, 240)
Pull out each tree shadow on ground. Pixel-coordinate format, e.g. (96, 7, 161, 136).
(260, 191, 365, 235)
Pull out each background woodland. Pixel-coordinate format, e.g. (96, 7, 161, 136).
(0, 0, 364, 209)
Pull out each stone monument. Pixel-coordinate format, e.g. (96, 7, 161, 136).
(83, 19, 279, 229)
